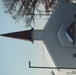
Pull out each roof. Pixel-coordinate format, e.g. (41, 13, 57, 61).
(0, 28, 34, 43)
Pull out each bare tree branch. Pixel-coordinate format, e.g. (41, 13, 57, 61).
(2, 0, 71, 27)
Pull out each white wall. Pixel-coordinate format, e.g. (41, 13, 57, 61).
(43, 1, 76, 68)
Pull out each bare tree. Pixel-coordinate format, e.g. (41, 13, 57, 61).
(1, 0, 71, 27)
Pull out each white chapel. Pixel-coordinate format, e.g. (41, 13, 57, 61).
(1, 0, 76, 75)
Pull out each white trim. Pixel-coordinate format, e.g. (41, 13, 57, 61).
(65, 32, 73, 44)
(57, 25, 64, 47)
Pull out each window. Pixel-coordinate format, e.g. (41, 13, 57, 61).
(73, 14, 76, 18)
(73, 54, 76, 58)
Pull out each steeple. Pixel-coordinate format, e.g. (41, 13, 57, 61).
(0, 28, 34, 43)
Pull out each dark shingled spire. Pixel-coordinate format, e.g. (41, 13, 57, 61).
(0, 28, 34, 43)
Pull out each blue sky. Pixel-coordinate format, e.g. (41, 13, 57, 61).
(0, 1, 52, 75)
